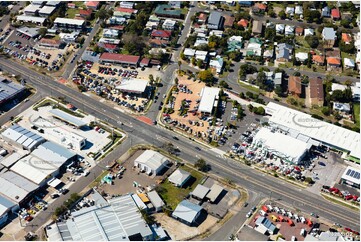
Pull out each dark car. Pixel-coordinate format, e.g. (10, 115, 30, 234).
(195, 147, 201, 151)
(173, 136, 179, 140)
(318, 161, 326, 166)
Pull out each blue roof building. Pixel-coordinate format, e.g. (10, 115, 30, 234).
(255, 216, 277, 235)
(172, 200, 203, 226)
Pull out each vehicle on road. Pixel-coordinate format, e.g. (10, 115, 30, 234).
(244, 202, 248, 207)
(173, 136, 179, 140)
(310, 212, 318, 218)
(318, 161, 326, 166)
(195, 147, 201, 151)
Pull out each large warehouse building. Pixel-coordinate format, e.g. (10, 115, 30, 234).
(252, 127, 311, 164)
(1, 125, 46, 151)
(265, 102, 361, 162)
(134, 150, 169, 175)
(116, 78, 148, 94)
(0, 77, 26, 105)
(46, 193, 153, 241)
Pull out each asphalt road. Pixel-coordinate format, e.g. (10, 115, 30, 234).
(0, 58, 359, 236)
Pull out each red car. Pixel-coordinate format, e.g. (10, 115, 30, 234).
(344, 195, 353, 200)
(25, 216, 33, 222)
(353, 231, 360, 235)
(345, 228, 352, 232)
(353, 195, 359, 201)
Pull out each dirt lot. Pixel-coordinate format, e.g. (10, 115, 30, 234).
(154, 212, 218, 240)
(169, 76, 211, 135)
(97, 150, 175, 196)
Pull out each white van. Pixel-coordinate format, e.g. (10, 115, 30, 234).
(267, 205, 273, 212)
(274, 207, 280, 214)
(300, 229, 306, 237)
(300, 217, 306, 223)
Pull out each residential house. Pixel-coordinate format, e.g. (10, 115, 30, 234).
(208, 12, 224, 30)
(304, 28, 314, 37)
(183, 48, 196, 58)
(288, 76, 302, 97)
(276, 24, 285, 34)
(85, 1, 100, 10)
(154, 4, 181, 19)
(168, 169, 191, 187)
(344, 58, 355, 69)
(255, 217, 277, 235)
(162, 19, 176, 30)
(252, 20, 263, 35)
(209, 30, 223, 38)
(223, 14, 235, 28)
(114, 7, 137, 19)
(312, 55, 325, 65)
(38, 6, 55, 17)
(145, 21, 159, 30)
(151, 30, 172, 40)
(119, 1, 134, 9)
(263, 49, 273, 60)
(266, 72, 282, 86)
(331, 8, 341, 20)
(67, 3, 75, 8)
(295, 52, 308, 62)
(285, 7, 295, 16)
(239, 1, 253, 7)
(295, 5, 303, 15)
(197, 13, 208, 24)
(97, 43, 119, 53)
(321, 6, 331, 17)
(237, 19, 248, 28)
(246, 38, 262, 57)
(252, 3, 267, 14)
(168, 1, 181, 8)
(327, 57, 341, 69)
(108, 16, 127, 25)
(102, 28, 119, 38)
(333, 102, 351, 114)
(295, 27, 303, 36)
(79, 9, 93, 19)
(54, 18, 85, 30)
(24, 4, 41, 15)
(322, 27, 337, 48)
(59, 31, 79, 43)
(149, 39, 168, 48)
(342, 33, 353, 44)
(227, 36, 243, 51)
(306, 77, 324, 107)
(285, 25, 294, 36)
(276, 43, 293, 62)
(209, 55, 224, 74)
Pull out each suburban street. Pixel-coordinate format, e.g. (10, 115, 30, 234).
(0, 58, 359, 237)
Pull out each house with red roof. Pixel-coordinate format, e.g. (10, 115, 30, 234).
(140, 58, 150, 67)
(288, 76, 302, 97)
(306, 77, 324, 107)
(67, 3, 75, 9)
(197, 13, 208, 24)
(97, 43, 119, 53)
(38, 38, 61, 49)
(237, 19, 248, 28)
(85, 1, 100, 10)
(79, 9, 93, 18)
(223, 15, 235, 28)
(312, 55, 325, 66)
(151, 30, 172, 40)
(327, 57, 341, 70)
(331, 9, 341, 20)
(149, 39, 169, 48)
(342, 33, 353, 44)
(252, 3, 267, 14)
(295, 27, 303, 36)
(99, 53, 140, 67)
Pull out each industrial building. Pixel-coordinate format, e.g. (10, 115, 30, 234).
(46, 194, 153, 241)
(265, 102, 361, 162)
(1, 125, 46, 151)
(340, 166, 360, 189)
(0, 171, 38, 205)
(99, 53, 140, 67)
(252, 127, 311, 164)
(0, 77, 26, 105)
(172, 200, 203, 226)
(134, 150, 169, 175)
(168, 168, 191, 187)
(115, 78, 148, 94)
(198, 87, 220, 114)
(0, 196, 18, 227)
(254, 216, 277, 235)
(191, 184, 210, 201)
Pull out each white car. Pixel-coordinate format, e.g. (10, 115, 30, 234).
(82, 171, 90, 177)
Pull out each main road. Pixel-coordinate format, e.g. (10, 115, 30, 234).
(0, 58, 359, 235)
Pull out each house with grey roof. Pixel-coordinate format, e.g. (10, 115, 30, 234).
(207, 12, 224, 30)
(147, 191, 165, 212)
(322, 6, 331, 17)
(206, 184, 224, 203)
(172, 200, 203, 226)
(322, 27, 337, 48)
(276, 43, 293, 62)
(191, 184, 210, 201)
(168, 169, 191, 187)
(252, 20, 263, 35)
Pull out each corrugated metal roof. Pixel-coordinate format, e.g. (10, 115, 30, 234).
(0, 195, 16, 217)
(32, 141, 75, 164)
(147, 191, 165, 208)
(1, 125, 45, 150)
(191, 184, 210, 200)
(48, 109, 87, 127)
(135, 150, 169, 172)
(206, 184, 224, 202)
(172, 200, 202, 224)
(168, 169, 190, 186)
(0, 171, 37, 203)
(0, 152, 23, 168)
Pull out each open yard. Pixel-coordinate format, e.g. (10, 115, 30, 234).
(157, 165, 205, 210)
(66, 8, 79, 18)
(354, 103, 360, 127)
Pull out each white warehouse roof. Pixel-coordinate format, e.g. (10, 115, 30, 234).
(116, 78, 148, 94)
(0, 171, 38, 203)
(48, 108, 87, 127)
(253, 128, 310, 163)
(172, 200, 202, 224)
(266, 102, 361, 159)
(54, 18, 85, 26)
(135, 150, 169, 173)
(17, 15, 46, 24)
(341, 166, 360, 186)
(1, 125, 45, 150)
(147, 191, 165, 209)
(198, 87, 220, 113)
(38, 5, 56, 15)
(32, 141, 75, 164)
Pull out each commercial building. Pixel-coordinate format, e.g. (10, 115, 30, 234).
(0, 196, 17, 227)
(340, 166, 360, 189)
(1, 125, 45, 151)
(99, 53, 140, 67)
(54, 18, 85, 30)
(38, 5, 56, 16)
(48, 108, 87, 128)
(208, 12, 224, 30)
(147, 191, 165, 212)
(131, 194, 147, 210)
(32, 141, 76, 165)
(0, 152, 24, 168)
(206, 184, 223, 203)
(59, 31, 79, 43)
(168, 168, 190, 187)
(24, 4, 41, 15)
(198, 87, 220, 114)
(265, 102, 361, 161)
(191, 184, 210, 201)
(16, 27, 39, 38)
(46, 194, 153, 241)
(0, 171, 38, 205)
(85, 1, 100, 10)
(172, 200, 203, 226)
(115, 78, 148, 94)
(252, 128, 311, 164)
(0, 77, 26, 105)
(38, 38, 61, 48)
(254, 216, 277, 235)
(16, 15, 46, 25)
(134, 150, 169, 175)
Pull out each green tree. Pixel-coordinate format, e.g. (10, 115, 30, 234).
(278, 10, 286, 19)
(305, 35, 319, 48)
(265, 28, 276, 42)
(196, 59, 203, 68)
(256, 71, 267, 89)
(339, 41, 355, 54)
(195, 158, 207, 172)
(219, 80, 229, 88)
(198, 70, 214, 84)
(191, 57, 196, 66)
(38, 28, 47, 37)
(340, 19, 351, 28)
(140, 209, 155, 224)
(174, 77, 179, 85)
(321, 107, 331, 116)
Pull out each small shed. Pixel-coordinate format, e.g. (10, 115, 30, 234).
(206, 184, 224, 203)
(191, 184, 210, 200)
(147, 191, 165, 212)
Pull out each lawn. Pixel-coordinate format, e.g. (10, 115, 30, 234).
(354, 103, 360, 127)
(157, 165, 204, 210)
(66, 8, 79, 18)
(74, 2, 85, 8)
